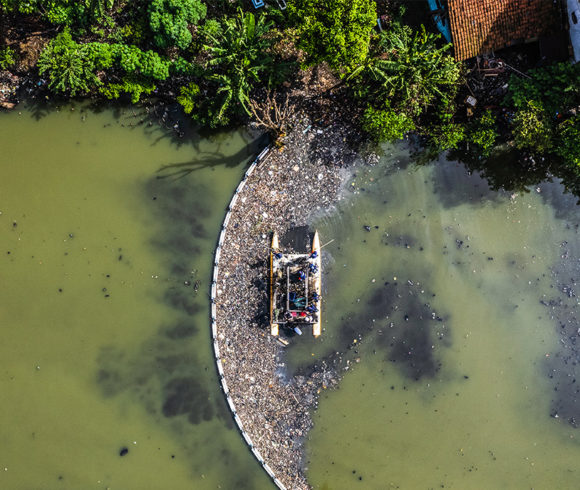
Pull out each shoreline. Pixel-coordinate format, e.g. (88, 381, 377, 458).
(211, 115, 375, 489)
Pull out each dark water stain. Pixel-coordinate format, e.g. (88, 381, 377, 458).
(162, 377, 213, 423)
(293, 277, 451, 383)
(382, 231, 419, 249)
(431, 159, 501, 210)
(544, 239, 580, 427)
(95, 170, 238, 478)
(367, 281, 450, 380)
(164, 321, 197, 339)
(96, 172, 221, 421)
(144, 177, 211, 262)
(96, 329, 217, 426)
(164, 288, 202, 315)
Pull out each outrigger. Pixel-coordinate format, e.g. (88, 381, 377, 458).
(270, 231, 322, 337)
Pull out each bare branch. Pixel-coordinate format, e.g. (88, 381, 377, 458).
(249, 89, 293, 146)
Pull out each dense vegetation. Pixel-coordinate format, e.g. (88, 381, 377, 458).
(2, 0, 580, 193)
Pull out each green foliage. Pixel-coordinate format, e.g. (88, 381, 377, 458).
(9, 0, 114, 28)
(512, 100, 553, 154)
(39, 29, 173, 100)
(350, 23, 460, 117)
(429, 122, 465, 151)
(121, 46, 170, 79)
(0, 1, 23, 14)
(99, 75, 156, 103)
(171, 56, 201, 76)
(361, 104, 415, 142)
(507, 62, 580, 115)
(0, 45, 15, 70)
(38, 29, 101, 96)
(555, 116, 580, 169)
(195, 9, 275, 127)
(349, 22, 461, 145)
(176, 82, 200, 114)
(466, 110, 498, 156)
(148, 0, 207, 50)
(200, 18, 222, 44)
(504, 61, 580, 177)
(86, 42, 115, 70)
(289, 0, 376, 72)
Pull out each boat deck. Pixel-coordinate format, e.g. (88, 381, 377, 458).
(270, 232, 322, 337)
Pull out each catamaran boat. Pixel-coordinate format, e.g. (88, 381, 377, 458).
(270, 231, 322, 337)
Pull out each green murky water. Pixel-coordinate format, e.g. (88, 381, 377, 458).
(0, 103, 271, 490)
(287, 146, 580, 488)
(4, 103, 580, 490)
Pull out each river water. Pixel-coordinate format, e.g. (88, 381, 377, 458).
(3, 105, 580, 490)
(286, 146, 580, 488)
(0, 102, 271, 490)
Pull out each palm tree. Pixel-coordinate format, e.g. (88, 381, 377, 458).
(202, 9, 274, 124)
(348, 23, 460, 117)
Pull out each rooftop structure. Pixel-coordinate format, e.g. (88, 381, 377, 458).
(447, 0, 561, 60)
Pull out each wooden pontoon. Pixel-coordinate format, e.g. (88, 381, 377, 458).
(270, 231, 322, 337)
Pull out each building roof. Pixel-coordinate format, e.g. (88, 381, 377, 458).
(447, 0, 561, 60)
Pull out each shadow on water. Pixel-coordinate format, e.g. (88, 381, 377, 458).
(445, 145, 553, 195)
(24, 98, 268, 168)
(156, 132, 269, 180)
(94, 136, 267, 487)
(293, 270, 451, 383)
(96, 174, 222, 422)
(412, 141, 555, 202)
(358, 279, 449, 381)
(421, 151, 503, 209)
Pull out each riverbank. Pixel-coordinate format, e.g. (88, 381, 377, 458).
(212, 113, 377, 489)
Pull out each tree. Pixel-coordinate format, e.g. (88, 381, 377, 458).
(100, 75, 156, 103)
(3, 0, 115, 28)
(179, 9, 275, 127)
(506, 62, 580, 115)
(38, 30, 176, 101)
(428, 122, 465, 151)
(555, 116, 580, 170)
(512, 100, 553, 154)
(0, 46, 15, 70)
(177, 82, 200, 115)
(38, 29, 101, 96)
(466, 109, 498, 157)
(248, 89, 292, 144)
(148, 0, 206, 50)
(288, 0, 376, 73)
(349, 22, 461, 143)
(349, 23, 460, 117)
(86, 0, 114, 24)
(362, 104, 415, 142)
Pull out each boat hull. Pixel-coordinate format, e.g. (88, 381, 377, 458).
(269, 230, 323, 337)
(311, 231, 322, 337)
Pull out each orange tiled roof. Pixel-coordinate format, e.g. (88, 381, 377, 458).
(447, 0, 560, 60)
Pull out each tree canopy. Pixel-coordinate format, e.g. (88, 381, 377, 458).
(178, 9, 276, 127)
(7, 0, 580, 193)
(147, 0, 207, 50)
(288, 0, 376, 73)
(348, 22, 461, 143)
